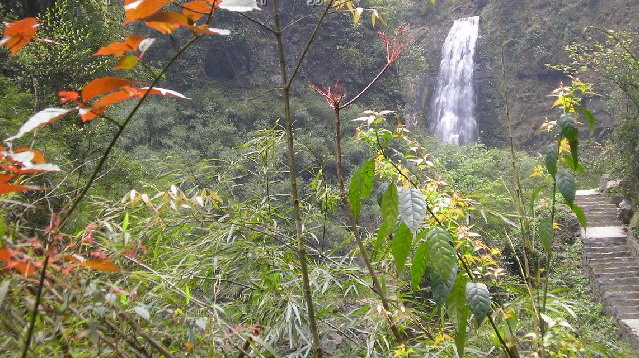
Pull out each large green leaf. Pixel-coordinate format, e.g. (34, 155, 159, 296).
(465, 282, 491, 324)
(576, 106, 597, 136)
(564, 152, 584, 173)
(391, 222, 412, 273)
(545, 144, 558, 177)
(539, 218, 553, 253)
(568, 139, 579, 170)
(374, 183, 399, 258)
(558, 113, 579, 141)
(427, 227, 457, 281)
(569, 203, 588, 228)
(410, 242, 429, 290)
(398, 188, 426, 232)
(556, 172, 576, 205)
(380, 183, 398, 234)
(431, 266, 457, 306)
(348, 158, 376, 219)
(446, 274, 470, 357)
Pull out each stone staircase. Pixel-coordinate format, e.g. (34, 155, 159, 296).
(576, 189, 639, 350)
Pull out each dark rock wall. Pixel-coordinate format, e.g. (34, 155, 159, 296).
(411, 0, 639, 148)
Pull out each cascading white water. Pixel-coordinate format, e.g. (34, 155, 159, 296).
(431, 16, 480, 145)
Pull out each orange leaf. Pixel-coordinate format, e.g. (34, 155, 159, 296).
(82, 260, 121, 272)
(145, 11, 193, 26)
(144, 12, 192, 34)
(183, 1, 213, 21)
(0, 248, 11, 262)
(94, 42, 131, 57)
(14, 261, 37, 277)
(146, 22, 180, 34)
(124, 35, 147, 50)
(1, 17, 38, 55)
(92, 88, 139, 108)
(142, 87, 189, 99)
(14, 148, 45, 163)
(79, 107, 106, 123)
(82, 77, 137, 102)
(124, 0, 172, 24)
(188, 26, 230, 35)
(60, 254, 84, 264)
(0, 183, 40, 194)
(113, 55, 139, 70)
(94, 35, 148, 57)
(58, 90, 81, 104)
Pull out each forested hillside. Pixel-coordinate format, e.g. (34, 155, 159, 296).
(2, 0, 639, 357)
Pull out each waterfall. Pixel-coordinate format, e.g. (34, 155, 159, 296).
(430, 16, 480, 145)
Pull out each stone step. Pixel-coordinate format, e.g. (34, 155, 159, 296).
(613, 308, 639, 319)
(578, 205, 618, 211)
(584, 241, 628, 249)
(592, 270, 639, 279)
(584, 246, 633, 258)
(596, 277, 639, 287)
(587, 257, 638, 265)
(579, 190, 639, 348)
(583, 245, 630, 252)
(576, 198, 616, 204)
(603, 292, 639, 301)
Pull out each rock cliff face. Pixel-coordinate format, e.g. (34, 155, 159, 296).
(410, 0, 639, 148)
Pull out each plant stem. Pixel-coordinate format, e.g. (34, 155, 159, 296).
(271, 0, 323, 356)
(333, 108, 403, 342)
(539, 136, 561, 356)
(500, 43, 531, 282)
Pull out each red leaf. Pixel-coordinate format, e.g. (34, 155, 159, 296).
(1, 17, 38, 55)
(90, 251, 108, 260)
(124, 0, 172, 24)
(82, 77, 137, 102)
(182, 1, 213, 21)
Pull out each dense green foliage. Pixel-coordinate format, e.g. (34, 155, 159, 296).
(1, 1, 639, 357)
